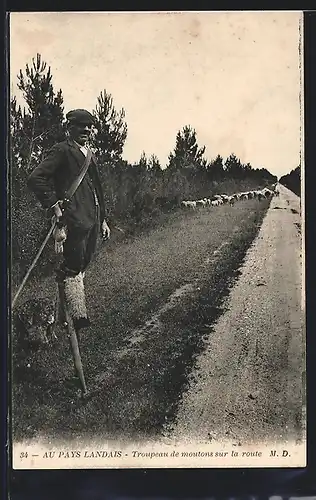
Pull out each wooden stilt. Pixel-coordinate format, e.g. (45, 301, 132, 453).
(57, 282, 67, 326)
(58, 281, 88, 397)
(50, 284, 61, 340)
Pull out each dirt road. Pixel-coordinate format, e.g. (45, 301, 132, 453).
(166, 184, 305, 447)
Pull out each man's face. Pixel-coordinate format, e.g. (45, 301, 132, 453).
(69, 122, 92, 145)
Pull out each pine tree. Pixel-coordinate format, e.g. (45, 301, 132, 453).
(148, 154, 162, 172)
(224, 153, 243, 177)
(92, 89, 128, 167)
(243, 162, 252, 174)
(208, 154, 225, 181)
(168, 125, 206, 171)
(139, 151, 148, 170)
(16, 53, 65, 172)
(10, 97, 28, 194)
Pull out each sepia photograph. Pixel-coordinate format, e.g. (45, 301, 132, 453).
(9, 11, 305, 469)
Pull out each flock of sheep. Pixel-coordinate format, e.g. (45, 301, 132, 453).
(181, 185, 279, 209)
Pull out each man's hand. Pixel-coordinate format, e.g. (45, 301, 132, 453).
(101, 220, 111, 241)
(53, 201, 63, 219)
(53, 225, 67, 254)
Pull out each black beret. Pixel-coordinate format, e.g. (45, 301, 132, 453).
(66, 109, 95, 125)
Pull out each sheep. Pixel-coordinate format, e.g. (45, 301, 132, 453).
(181, 200, 196, 209)
(239, 192, 249, 200)
(180, 184, 274, 214)
(256, 190, 265, 201)
(220, 194, 230, 204)
(228, 196, 235, 206)
(262, 188, 273, 198)
(196, 199, 207, 208)
(187, 200, 197, 209)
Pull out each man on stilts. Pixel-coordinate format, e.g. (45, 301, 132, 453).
(27, 109, 111, 395)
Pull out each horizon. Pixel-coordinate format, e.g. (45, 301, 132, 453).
(10, 11, 303, 178)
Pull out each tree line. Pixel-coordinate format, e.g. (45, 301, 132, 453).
(279, 166, 301, 197)
(10, 54, 278, 285)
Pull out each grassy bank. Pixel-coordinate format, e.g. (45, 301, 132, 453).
(12, 197, 270, 442)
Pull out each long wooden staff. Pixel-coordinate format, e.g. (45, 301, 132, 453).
(12, 217, 57, 309)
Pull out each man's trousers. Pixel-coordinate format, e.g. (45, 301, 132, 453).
(58, 208, 100, 279)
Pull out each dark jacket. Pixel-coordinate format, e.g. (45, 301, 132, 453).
(28, 139, 108, 234)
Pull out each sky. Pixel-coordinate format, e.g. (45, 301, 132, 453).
(9, 11, 303, 178)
